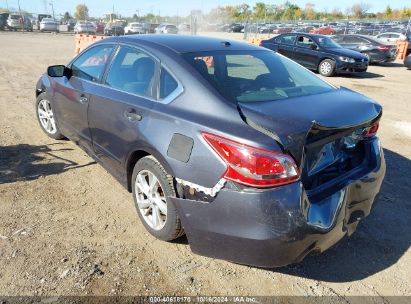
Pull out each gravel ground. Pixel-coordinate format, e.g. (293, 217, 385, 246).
(0, 31, 410, 299)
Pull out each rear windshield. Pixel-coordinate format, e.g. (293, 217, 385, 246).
(183, 50, 334, 103)
(10, 15, 20, 19)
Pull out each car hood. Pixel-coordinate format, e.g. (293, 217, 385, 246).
(326, 47, 366, 59)
(238, 87, 382, 165)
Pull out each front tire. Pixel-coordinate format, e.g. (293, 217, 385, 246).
(132, 156, 184, 241)
(36, 93, 64, 140)
(318, 59, 335, 77)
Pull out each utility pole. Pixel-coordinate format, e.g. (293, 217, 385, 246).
(49, 0, 55, 19)
(5, 0, 9, 10)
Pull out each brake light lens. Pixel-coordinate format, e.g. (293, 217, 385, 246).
(364, 121, 379, 137)
(202, 133, 299, 188)
(377, 46, 390, 52)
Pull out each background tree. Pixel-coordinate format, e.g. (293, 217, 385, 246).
(62, 12, 72, 22)
(350, 3, 371, 19)
(75, 4, 89, 21)
(385, 5, 392, 19)
(304, 2, 316, 20)
(253, 2, 267, 20)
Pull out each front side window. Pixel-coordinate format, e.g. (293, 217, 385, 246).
(297, 36, 315, 48)
(105, 46, 157, 97)
(184, 50, 334, 104)
(71, 45, 114, 82)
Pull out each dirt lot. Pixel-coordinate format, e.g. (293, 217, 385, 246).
(0, 31, 410, 299)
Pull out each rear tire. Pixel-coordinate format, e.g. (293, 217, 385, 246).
(318, 59, 335, 77)
(132, 156, 184, 241)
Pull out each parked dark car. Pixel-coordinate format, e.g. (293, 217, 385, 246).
(227, 23, 244, 33)
(260, 33, 369, 76)
(0, 12, 9, 30)
(405, 54, 411, 69)
(35, 35, 385, 267)
(142, 22, 159, 34)
(333, 34, 396, 64)
(95, 23, 105, 34)
(104, 23, 124, 36)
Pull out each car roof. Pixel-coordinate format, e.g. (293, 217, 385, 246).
(105, 35, 263, 54)
(278, 32, 330, 38)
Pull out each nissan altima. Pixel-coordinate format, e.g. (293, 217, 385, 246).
(35, 35, 385, 267)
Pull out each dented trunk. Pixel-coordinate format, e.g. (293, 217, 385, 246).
(238, 87, 382, 188)
(238, 87, 382, 229)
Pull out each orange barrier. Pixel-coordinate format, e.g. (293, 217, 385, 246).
(248, 37, 263, 46)
(396, 40, 409, 61)
(75, 34, 106, 55)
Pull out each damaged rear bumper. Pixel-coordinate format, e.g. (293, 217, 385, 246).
(171, 139, 385, 267)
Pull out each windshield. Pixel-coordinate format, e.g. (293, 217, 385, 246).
(315, 36, 341, 48)
(184, 50, 334, 104)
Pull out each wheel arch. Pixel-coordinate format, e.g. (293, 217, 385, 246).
(125, 147, 174, 192)
(318, 56, 336, 66)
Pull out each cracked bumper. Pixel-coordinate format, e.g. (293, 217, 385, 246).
(172, 140, 385, 267)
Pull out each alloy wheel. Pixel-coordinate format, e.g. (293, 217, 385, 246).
(320, 61, 332, 75)
(135, 170, 167, 231)
(37, 99, 57, 134)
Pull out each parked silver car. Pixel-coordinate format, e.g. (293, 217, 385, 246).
(155, 23, 178, 34)
(40, 18, 59, 32)
(124, 22, 144, 34)
(74, 21, 96, 34)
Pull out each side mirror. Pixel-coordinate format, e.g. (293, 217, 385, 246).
(310, 44, 318, 50)
(47, 65, 70, 77)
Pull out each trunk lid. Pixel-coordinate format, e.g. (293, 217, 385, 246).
(238, 87, 382, 196)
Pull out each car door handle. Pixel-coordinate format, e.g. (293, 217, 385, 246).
(124, 109, 142, 122)
(79, 95, 88, 104)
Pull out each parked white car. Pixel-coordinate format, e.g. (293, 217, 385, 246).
(375, 32, 406, 44)
(124, 22, 144, 34)
(40, 18, 59, 32)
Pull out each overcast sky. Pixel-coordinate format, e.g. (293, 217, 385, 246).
(3, 0, 411, 17)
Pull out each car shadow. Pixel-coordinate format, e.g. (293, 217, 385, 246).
(274, 148, 411, 282)
(376, 62, 405, 68)
(0, 143, 96, 184)
(339, 71, 384, 79)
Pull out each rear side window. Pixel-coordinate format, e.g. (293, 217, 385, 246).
(105, 46, 156, 97)
(279, 34, 296, 45)
(71, 45, 114, 82)
(159, 68, 178, 99)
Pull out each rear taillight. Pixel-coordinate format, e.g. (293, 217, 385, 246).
(202, 133, 299, 188)
(364, 121, 379, 137)
(377, 46, 390, 52)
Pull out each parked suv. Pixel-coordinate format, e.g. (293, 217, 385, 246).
(35, 35, 384, 267)
(7, 14, 33, 31)
(260, 33, 368, 76)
